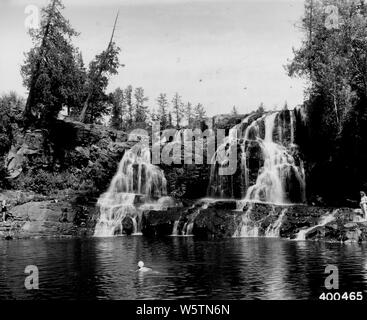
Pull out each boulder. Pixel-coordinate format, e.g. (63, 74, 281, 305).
(193, 208, 242, 239)
(0, 199, 97, 239)
(142, 208, 186, 236)
(122, 216, 134, 235)
(0, 190, 46, 207)
(207, 200, 237, 210)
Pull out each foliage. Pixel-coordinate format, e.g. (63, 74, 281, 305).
(0, 92, 25, 188)
(288, 0, 367, 204)
(231, 106, 238, 116)
(0, 93, 24, 153)
(185, 102, 194, 127)
(172, 92, 184, 127)
(134, 87, 149, 123)
(193, 103, 206, 122)
(82, 42, 120, 123)
(109, 87, 125, 130)
(21, 0, 86, 124)
(156, 93, 169, 128)
(17, 169, 79, 195)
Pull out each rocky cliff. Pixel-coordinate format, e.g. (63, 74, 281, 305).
(141, 200, 367, 243)
(1, 113, 365, 242)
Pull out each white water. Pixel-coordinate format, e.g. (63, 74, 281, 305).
(295, 213, 336, 241)
(245, 112, 305, 204)
(208, 111, 306, 238)
(233, 204, 260, 237)
(171, 198, 217, 236)
(233, 203, 288, 238)
(265, 209, 287, 238)
(208, 111, 305, 204)
(94, 144, 168, 237)
(171, 220, 180, 236)
(290, 111, 295, 144)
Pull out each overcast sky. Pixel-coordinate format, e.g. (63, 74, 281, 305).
(0, 0, 307, 115)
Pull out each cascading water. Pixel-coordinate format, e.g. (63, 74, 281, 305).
(94, 143, 168, 237)
(171, 198, 216, 236)
(171, 220, 180, 236)
(209, 110, 305, 203)
(265, 209, 287, 238)
(209, 109, 306, 238)
(233, 204, 260, 237)
(295, 212, 336, 241)
(244, 112, 305, 204)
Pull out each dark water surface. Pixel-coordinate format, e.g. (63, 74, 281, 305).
(0, 236, 367, 300)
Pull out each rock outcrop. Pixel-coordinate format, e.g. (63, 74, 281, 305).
(2, 120, 132, 198)
(141, 200, 367, 242)
(0, 188, 100, 239)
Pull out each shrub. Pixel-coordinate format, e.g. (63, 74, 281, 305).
(18, 169, 79, 195)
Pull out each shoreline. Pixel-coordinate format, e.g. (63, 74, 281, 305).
(1, 193, 366, 243)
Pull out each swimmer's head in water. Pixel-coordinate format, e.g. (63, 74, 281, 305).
(138, 261, 144, 268)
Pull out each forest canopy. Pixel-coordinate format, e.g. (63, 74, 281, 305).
(288, 0, 367, 204)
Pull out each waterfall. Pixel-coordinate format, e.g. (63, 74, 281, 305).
(208, 115, 252, 198)
(171, 220, 180, 236)
(233, 204, 260, 237)
(94, 144, 168, 237)
(233, 204, 289, 238)
(208, 110, 305, 204)
(207, 110, 306, 238)
(290, 111, 295, 144)
(171, 198, 216, 236)
(244, 112, 305, 204)
(295, 213, 335, 241)
(265, 209, 287, 238)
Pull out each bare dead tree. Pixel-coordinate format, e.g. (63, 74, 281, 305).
(78, 11, 119, 123)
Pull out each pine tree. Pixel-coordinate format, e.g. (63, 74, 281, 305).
(134, 87, 149, 123)
(231, 105, 238, 116)
(168, 112, 173, 128)
(124, 85, 134, 126)
(257, 102, 265, 114)
(109, 87, 125, 130)
(193, 103, 206, 122)
(171, 92, 184, 128)
(156, 93, 169, 128)
(185, 102, 193, 127)
(79, 12, 121, 123)
(21, 0, 86, 124)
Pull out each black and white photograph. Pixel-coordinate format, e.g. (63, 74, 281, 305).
(1, 0, 367, 308)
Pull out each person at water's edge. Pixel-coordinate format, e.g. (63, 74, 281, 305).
(1, 200, 8, 222)
(360, 191, 367, 219)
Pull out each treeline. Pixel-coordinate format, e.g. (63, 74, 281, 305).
(17, 0, 210, 131)
(109, 87, 207, 131)
(288, 0, 367, 205)
(21, 0, 121, 126)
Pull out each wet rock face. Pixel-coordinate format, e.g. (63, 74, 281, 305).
(142, 208, 185, 237)
(122, 217, 134, 235)
(3, 120, 131, 198)
(193, 209, 242, 239)
(0, 199, 98, 239)
(162, 164, 211, 199)
(140, 200, 367, 242)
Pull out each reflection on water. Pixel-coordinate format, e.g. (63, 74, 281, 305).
(0, 237, 367, 300)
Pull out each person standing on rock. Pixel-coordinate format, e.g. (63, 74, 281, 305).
(1, 200, 8, 222)
(360, 191, 367, 219)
